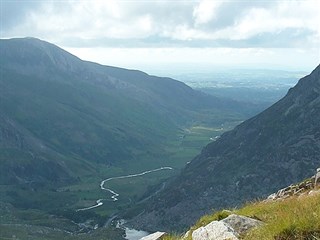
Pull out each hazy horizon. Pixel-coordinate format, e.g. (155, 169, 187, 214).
(1, 0, 319, 74)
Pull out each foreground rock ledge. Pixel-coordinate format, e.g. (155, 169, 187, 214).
(192, 221, 238, 240)
(192, 214, 262, 240)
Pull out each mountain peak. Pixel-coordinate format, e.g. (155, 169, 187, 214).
(0, 37, 83, 73)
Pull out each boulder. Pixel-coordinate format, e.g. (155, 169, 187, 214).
(221, 214, 263, 235)
(140, 231, 166, 240)
(192, 221, 238, 240)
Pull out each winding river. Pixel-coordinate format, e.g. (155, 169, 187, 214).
(76, 167, 173, 212)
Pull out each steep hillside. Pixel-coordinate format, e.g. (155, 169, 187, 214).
(131, 64, 320, 232)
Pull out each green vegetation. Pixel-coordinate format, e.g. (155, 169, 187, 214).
(0, 224, 125, 240)
(0, 121, 239, 240)
(164, 191, 320, 240)
(0, 200, 125, 240)
(55, 123, 237, 217)
(238, 193, 320, 240)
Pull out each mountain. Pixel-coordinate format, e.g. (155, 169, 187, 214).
(0, 37, 267, 228)
(0, 37, 257, 186)
(130, 64, 320, 232)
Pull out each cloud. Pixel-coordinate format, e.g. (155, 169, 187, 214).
(164, 0, 320, 47)
(1, 0, 319, 49)
(0, 1, 43, 31)
(193, 0, 222, 25)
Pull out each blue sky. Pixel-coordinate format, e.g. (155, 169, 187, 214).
(1, 0, 319, 73)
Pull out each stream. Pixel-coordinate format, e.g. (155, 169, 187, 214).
(76, 167, 173, 212)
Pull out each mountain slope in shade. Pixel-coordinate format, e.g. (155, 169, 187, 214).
(131, 64, 320, 232)
(0, 37, 257, 185)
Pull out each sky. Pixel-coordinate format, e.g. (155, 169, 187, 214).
(1, 0, 319, 74)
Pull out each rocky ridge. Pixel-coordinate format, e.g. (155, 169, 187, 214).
(267, 167, 320, 201)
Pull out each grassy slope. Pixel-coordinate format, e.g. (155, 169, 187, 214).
(164, 189, 320, 240)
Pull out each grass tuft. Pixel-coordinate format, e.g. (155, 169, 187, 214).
(239, 193, 320, 240)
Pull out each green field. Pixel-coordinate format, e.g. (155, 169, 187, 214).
(54, 121, 240, 218)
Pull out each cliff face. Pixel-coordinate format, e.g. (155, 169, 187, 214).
(132, 65, 320, 232)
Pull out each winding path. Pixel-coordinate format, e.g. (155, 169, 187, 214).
(76, 167, 173, 212)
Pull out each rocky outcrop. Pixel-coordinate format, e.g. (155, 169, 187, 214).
(191, 214, 262, 240)
(267, 167, 320, 201)
(221, 214, 263, 235)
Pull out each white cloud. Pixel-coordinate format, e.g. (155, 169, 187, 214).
(2, 0, 319, 48)
(159, 0, 320, 45)
(228, 1, 320, 41)
(193, 0, 222, 25)
(1, 0, 319, 70)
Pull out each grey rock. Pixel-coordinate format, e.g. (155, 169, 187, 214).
(221, 214, 263, 235)
(266, 167, 320, 201)
(267, 193, 277, 200)
(192, 221, 238, 240)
